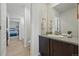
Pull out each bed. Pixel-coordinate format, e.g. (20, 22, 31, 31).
(6, 28, 19, 46)
(10, 28, 19, 37)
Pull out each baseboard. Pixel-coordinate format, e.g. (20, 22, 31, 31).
(30, 52, 40, 56)
(37, 52, 41, 56)
(34, 52, 40, 56)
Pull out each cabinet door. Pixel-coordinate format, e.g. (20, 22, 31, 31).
(61, 42, 74, 56)
(39, 36, 50, 56)
(60, 42, 78, 56)
(73, 45, 78, 56)
(50, 39, 54, 56)
(50, 39, 78, 56)
(51, 40, 63, 56)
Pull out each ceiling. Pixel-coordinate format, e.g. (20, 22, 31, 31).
(7, 3, 31, 8)
(53, 3, 77, 13)
(7, 3, 31, 17)
(7, 3, 77, 17)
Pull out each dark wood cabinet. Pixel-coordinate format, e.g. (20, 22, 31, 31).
(51, 40, 78, 56)
(39, 36, 78, 56)
(51, 40, 64, 56)
(39, 36, 50, 56)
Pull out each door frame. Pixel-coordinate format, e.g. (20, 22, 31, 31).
(7, 17, 25, 46)
(0, 3, 32, 56)
(0, 3, 7, 56)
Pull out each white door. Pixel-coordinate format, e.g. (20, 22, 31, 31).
(0, 3, 7, 56)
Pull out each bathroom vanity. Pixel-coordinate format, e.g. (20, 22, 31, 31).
(39, 35, 78, 56)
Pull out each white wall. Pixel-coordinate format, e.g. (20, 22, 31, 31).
(7, 4, 25, 18)
(59, 7, 78, 40)
(0, 4, 1, 55)
(10, 21, 19, 29)
(0, 3, 7, 56)
(78, 5, 79, 55)
(20, 18, 24, 40)
(24, 5, 31, 42)
(31, 3, 47, 56)
(78, 19, 79, 55)
(0, 4, 1, 25)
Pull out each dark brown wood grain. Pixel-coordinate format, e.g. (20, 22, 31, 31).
(39, 36, 78, 56)
(39, 36, 50, 56)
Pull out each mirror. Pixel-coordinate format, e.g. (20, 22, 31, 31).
(47, 3, 77, 37)
(40, 3, 77, 39)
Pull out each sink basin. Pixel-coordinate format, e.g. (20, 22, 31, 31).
(47, 34, 64, 38)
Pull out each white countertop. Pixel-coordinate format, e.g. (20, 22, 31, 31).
(40, 34, 78, 45)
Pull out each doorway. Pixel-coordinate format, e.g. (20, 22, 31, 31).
(6, 3, 31, 56)
(0, 3, 31, 56)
